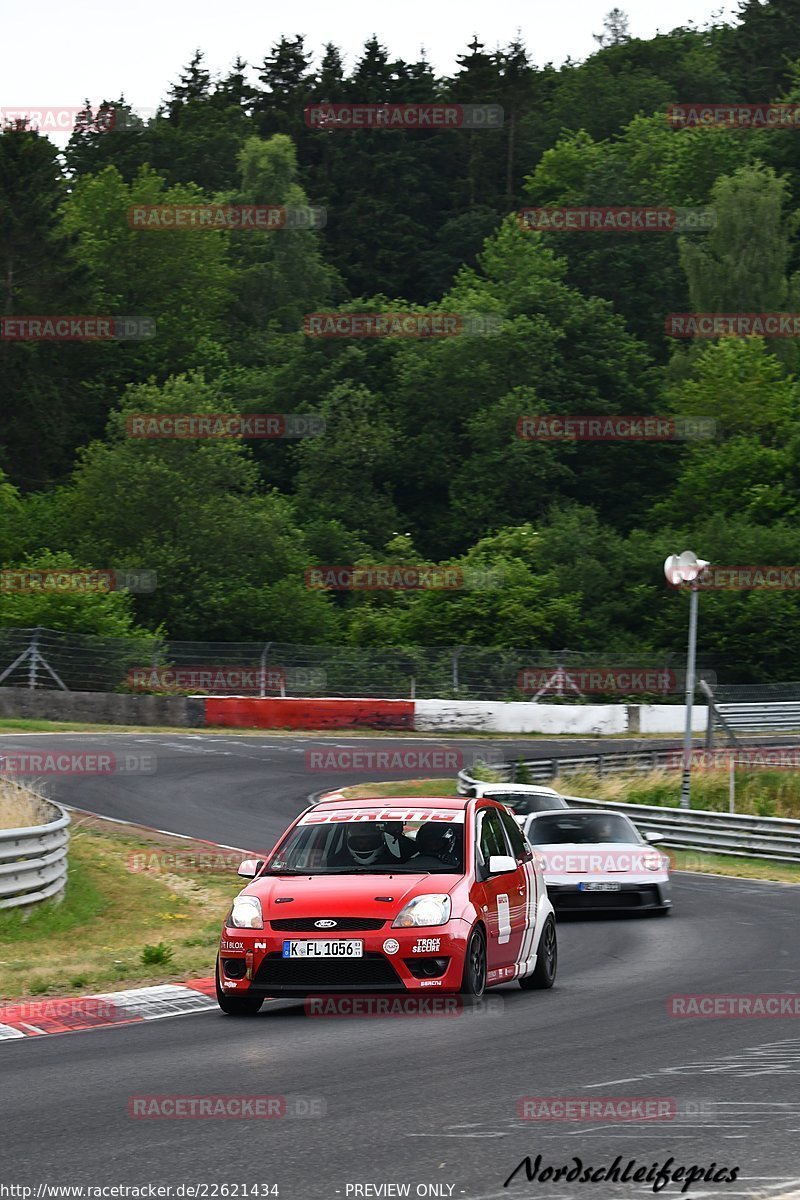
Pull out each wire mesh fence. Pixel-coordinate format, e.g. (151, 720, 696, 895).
(711, 681, 800, 703)
(0, 628, 709, 701)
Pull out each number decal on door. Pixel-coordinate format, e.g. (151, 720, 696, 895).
(497, 894, 511, 944)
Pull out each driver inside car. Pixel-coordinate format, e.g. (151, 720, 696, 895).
(331, 826, 404, 869)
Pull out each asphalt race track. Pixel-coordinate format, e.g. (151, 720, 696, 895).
(1, 732, 799, 1200)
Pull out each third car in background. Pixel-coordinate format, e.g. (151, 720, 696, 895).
(467, 782, 569, 824)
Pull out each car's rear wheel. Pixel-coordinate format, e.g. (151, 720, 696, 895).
(459, 926, 487, 998)
(520, 915, 557, 990)
(215, 956, 263, 1016)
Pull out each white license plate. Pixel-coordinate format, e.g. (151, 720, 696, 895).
(282, 940, 363, 958)
(579, 882, 622, 892)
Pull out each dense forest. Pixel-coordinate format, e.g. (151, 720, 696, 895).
(3, 0, 800, 683)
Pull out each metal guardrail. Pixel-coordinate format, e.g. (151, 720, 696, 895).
(458, 741, 800, 786)
(716, 702, 800, 732)
(0, 797, 70, 909)
(560, 797, 800, 863)
(458, 749, 800, 862)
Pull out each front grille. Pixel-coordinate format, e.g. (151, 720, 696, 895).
(550, 885, 661, 910)
(253, 952, 403, 992)
(269, 917, 387, 932)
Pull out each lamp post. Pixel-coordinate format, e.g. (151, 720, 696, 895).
(664, 551, 710, 809)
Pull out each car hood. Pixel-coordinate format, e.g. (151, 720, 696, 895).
(532, 841, 668, 881)
(242, 872, 461, 918)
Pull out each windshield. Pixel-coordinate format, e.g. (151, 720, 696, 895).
(526, 813, 641, 846)
(265, 817, 465, 875)
(490, 792, 566, 815)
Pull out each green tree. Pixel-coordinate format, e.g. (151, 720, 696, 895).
(523, 115, 751, 354)
(227, 134, 341, 346)
(651, 339, 800, 525)
(41, 373, 339, 641)
(594, 9, 631, 46)
(0, 550, 155, 638)
(293, 382, 401, 547)
(0, 126, 93, 487)
(679, 163, 792, 314)
(62, 164, 234, 378)
(387, 216, 658, 552)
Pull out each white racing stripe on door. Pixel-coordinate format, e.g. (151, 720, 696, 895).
(514, 861, 537, 978)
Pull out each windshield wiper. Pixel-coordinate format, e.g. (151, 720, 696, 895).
(261, 869, 325, 876)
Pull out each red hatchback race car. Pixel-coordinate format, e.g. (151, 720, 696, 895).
(216, 793, 557, 1014)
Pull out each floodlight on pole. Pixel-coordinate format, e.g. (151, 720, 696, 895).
(664, 551, 710, 809)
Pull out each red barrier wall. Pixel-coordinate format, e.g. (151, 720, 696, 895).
(203, 697, 415, 731)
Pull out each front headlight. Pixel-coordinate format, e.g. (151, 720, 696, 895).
(230, 895, 263, 929)
(644, 851, 665, 872)
(392, 894, 451, 928)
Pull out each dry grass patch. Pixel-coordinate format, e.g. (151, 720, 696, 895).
(0, 779, 52, 830)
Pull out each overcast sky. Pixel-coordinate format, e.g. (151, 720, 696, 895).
(3, 0, 738, 120)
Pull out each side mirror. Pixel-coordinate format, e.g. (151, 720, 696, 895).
(643, 831, 664, 844)
(488, 854, 517, 876)
(237, 858, 263, 878)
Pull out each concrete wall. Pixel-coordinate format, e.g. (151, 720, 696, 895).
(638, 704, 708, 734)
(415, 699, 708, 735)
(0, 688, 204, 727)
(415, 700, 630, 735)
(0, 688, 709, 736)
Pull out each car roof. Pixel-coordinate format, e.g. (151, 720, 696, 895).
(524, 808, 630, 820)
(313, 795, 468, 811)
(479, 783, 561, 794)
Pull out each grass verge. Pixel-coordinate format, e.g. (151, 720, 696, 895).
(0, 812, 244, 1001)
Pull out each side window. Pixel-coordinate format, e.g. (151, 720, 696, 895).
(478, 808, 509, 868)
(498, 807, 532, 862)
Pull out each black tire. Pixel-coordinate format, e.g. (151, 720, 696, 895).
(520, 915, 557, 990)
(652, 906, 672, 917)
(215, 956, 263, 1016)
(459, 925, 487, 998)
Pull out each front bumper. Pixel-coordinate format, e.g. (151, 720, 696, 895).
(218, 921, 472, 996)
(546, 878, 671, 912)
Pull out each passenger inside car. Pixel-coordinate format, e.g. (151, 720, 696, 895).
(408, 821, 463, 870)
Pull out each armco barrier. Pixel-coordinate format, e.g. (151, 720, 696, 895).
(561, 795, 800, 862)
(716, 701, 800, 733)
(458, 757, 800, 862)
(203, 696, 415, 731)
(0, 796, 70, 909)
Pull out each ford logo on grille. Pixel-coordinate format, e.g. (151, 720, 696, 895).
(314, 919, 337, 929)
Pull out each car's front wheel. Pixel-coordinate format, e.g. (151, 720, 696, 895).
(215, 956, 263, 1016)
(459, 925, 487, 998)
(520, 915, 557, 990)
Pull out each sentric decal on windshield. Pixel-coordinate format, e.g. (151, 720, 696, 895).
(299, 809, 465, 825)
